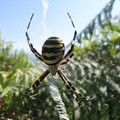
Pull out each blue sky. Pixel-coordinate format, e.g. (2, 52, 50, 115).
(0, 0, 120, 54)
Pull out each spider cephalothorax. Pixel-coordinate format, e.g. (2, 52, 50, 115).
(25, 13, 94, 106)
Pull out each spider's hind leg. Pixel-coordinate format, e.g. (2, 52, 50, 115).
(26, 70, 50, 97)
(58, 69, 94, 106)
(58, 69, 81, 106)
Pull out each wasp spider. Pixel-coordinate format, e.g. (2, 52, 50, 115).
(25, 13, 94, 106)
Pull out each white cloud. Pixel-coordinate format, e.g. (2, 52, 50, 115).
(41, 0, 48, 28)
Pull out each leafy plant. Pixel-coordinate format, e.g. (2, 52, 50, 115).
(63, 15, 120, 120)
(0, 34, 65, 120)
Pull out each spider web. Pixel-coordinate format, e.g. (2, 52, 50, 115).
(0, 60, 71, 120)
(23, 63, 70, 120)
(22, 75, 70, 120)
(21, 66, 70, 120)
(2, 75, 70, 120)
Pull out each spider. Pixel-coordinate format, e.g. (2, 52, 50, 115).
(25, 13, 94, 106)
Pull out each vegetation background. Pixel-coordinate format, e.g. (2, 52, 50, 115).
(0, 0, 120, 119)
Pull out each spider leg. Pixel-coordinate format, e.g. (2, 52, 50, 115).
(58, 69, 94, 103)
(26, 69, 50, 97)
(60, 53, 73, 65)
(57, 69, 81, 106)
(25, 13, 43, 61)
(61, 12, 77, 63)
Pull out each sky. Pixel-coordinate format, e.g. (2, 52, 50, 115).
(0, 0, 120, 54)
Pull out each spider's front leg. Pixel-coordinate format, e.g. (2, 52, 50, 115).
(60, 12, 77, 65)
(25, 13, 43, 61)
(26, 69, 50, 97)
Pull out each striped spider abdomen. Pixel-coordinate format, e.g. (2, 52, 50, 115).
(42, 37, 65, 65)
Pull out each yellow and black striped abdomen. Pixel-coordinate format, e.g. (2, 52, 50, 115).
(42, 37, 65, 65)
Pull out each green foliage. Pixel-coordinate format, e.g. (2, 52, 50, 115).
(0, 36, 30, 119)
(0, 35, 60, 120)
(62, 15, 120, 120)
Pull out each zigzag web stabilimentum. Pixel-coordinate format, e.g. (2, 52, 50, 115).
(47, 74, 70, 120)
